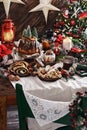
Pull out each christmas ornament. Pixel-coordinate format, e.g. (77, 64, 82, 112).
(63, 8, 69, 18)
(78, 11, 87, 19)
(69, 0, 78, 3)
(53, 46, 60, 55)
(42, 39, 50, 50)
(71, 47, 86, 53)
(55, 34, 64, 44)
(29, 0, 60, 23)
(59, 21, 65, 26)
(70, 20, 76, 26)
(0, 0, 24, 17)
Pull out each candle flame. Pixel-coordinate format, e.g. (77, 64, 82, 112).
(3, 30, 14, 42)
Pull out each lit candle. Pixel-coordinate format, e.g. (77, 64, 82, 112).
(63, 37, 73, 51)
(3, 30, 14, 42)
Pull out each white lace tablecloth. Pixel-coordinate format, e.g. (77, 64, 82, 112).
(11, 75, 87, 130)
(24, 91, 69, 126)
(12, 75, 87, 101)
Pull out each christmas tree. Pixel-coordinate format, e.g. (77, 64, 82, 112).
(54, 0, 87, 42)
(22, 25, 39, 39)
(32, 27, 38, 39)
(22, 25, 32, 38)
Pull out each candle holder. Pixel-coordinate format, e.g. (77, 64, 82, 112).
(1, 18, 15, 50)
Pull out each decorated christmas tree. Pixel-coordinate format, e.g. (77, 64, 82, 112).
(54, 0, 87, 41)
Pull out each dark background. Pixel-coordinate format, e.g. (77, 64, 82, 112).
(0, 0, 68, 40)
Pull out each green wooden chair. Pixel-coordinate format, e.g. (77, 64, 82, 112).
(16, 83, 73, 130)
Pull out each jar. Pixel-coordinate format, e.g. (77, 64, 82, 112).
(43, 50, 56, 64)
(63, 56, 74, 70)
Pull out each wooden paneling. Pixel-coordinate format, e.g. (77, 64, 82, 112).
(0, 77, 17, 130)
(7, 95, 16, 107)
(0, 0, 68, 40)
(0, 96, 6, 130)
(0, 77, 15, 96)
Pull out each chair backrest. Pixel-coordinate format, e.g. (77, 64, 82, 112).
(16, 83, 73, 130)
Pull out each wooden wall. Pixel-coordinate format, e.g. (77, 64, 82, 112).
(0, 0, 68, 40)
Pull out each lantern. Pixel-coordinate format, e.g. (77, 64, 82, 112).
(1, 18, 15, 49)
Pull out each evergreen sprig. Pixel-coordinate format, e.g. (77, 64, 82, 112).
(69, 92, 87, 130)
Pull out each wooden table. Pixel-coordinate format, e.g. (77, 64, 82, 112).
(0, 77, 16, 130)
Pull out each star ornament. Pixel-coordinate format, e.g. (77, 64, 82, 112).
(0, 0, 24, 17)
(29, 0, 60, 23)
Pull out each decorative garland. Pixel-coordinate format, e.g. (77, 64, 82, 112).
(69, 91, 87, 130)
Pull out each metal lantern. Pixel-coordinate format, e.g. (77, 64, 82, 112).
(1, 18, 15, 44)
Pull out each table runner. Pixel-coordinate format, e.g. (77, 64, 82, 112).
(24, 90, 69, 126)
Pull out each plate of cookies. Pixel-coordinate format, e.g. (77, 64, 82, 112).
(37, 65, 62, 82)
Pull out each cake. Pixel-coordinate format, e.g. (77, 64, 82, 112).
(8, 60, 29, 77)
(18, 36, 40, 55)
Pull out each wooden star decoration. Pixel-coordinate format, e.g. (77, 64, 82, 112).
(0, 0, 24, 17)
(29, 0, 60, 23)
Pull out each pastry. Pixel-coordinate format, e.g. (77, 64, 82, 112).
(8, 60, 30, 77)
(14, 67, 29, 77)
(14, 75, 20, 81)
(18, 36, 40, 55)
(8, 74, 15, 81)
(8, 74, 20, 81)
(38, 66, 62, 81)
